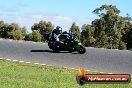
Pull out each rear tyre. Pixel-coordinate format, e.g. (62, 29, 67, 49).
(76, 46, 86, 54)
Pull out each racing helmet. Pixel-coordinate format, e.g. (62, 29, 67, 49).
(55, 26, 62, 35)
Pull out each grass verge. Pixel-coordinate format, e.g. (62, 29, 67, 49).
(0, 60, 131, 88)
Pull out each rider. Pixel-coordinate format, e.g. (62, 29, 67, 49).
(51, 26, 62, 42)
(50, 26, 63, 49)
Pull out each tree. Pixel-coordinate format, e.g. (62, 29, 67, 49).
(31, 20, 54, 41)
(94, 31, 108, 48)
(24, 30, 41, 42)
(24, 33, 33, 41)
(0, 21, 26, 40)
(90, 4, 130, 49)
(21, 27, 27, 37)
(123, 28, 132, 49)
(0, 22, 10, 38)
(118, 41, 127, 50)
(81, 24, 95, 46)
(8, 29, 23, 40)
(69, 22, 81, 38)
(7, 23, 26, 40)
(93, 4, 120, 17)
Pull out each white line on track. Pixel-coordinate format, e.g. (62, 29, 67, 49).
(6, 59, 11, 61)
(34, 63, 39, 65)
(0, 58, 3, 60)
(13, 60, 18, 62)
(41, 64, 46, 66)
(19, 61, 24, 63)
(0, 57, 131, 77)
(25, 62, 31, 64)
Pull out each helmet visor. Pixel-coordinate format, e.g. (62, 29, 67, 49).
(58, 28, 62, 34)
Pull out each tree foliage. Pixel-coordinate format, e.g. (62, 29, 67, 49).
(31, 21, 54, 41)
(8, 30, 24, 40)
(81, 24, 95, 46)
(0, 21, 26, 40)
(69, 22, 81, 38)
(80, 4, 132, 50)
(24, 30, 41, 42)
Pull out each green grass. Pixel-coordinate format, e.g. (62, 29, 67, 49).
(0, 60, 131, 88)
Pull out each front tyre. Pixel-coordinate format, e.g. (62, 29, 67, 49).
(48, 42, 53, 49)
(52, 47, 59, 53)
(76, 46, 86, 54)
(52, 42, 61, 53)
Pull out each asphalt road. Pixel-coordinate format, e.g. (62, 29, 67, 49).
(0, 39, 132, 74)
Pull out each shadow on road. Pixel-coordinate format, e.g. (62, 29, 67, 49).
(30, 50, 78, 54)
(30, 50, 52, 53)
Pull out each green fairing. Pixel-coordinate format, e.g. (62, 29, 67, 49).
(48, 33, 86, 54)
(74, 39, 82, 49)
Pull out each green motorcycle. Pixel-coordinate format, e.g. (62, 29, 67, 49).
(48, 33, 86, 54)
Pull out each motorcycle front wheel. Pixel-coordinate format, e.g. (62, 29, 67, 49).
(76, 46, 86, 54)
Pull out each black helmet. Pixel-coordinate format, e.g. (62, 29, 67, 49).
(62, 31, 68, 34)
(55, 26, 62, 35)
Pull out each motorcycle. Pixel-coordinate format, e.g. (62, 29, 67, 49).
(48, 33, 86, 54)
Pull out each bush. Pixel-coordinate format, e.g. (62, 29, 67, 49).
(8, 30, 24, 40)
(118, 41, 127, 50)
(24, 30, 41, 42)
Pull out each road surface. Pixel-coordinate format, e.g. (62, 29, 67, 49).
(0, 39, 132, 74)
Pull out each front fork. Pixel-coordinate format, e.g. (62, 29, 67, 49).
(74, 42, 82, 50)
